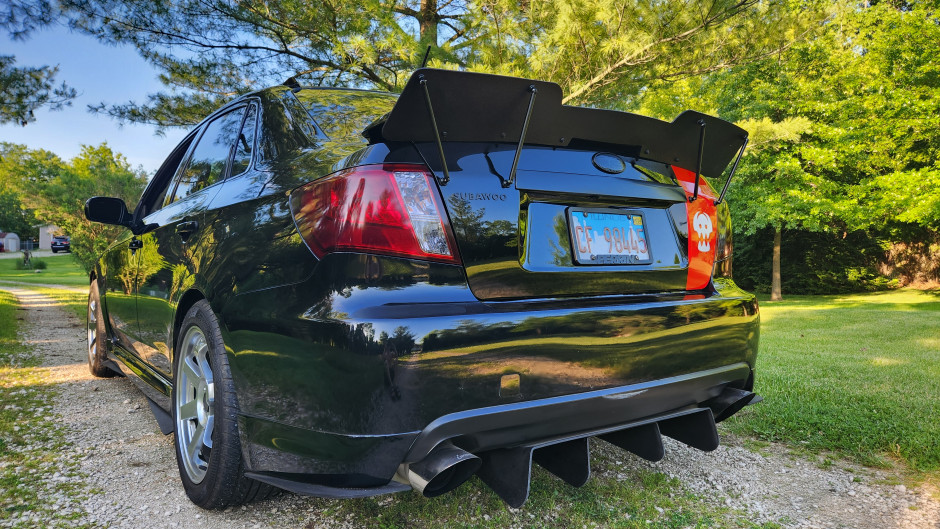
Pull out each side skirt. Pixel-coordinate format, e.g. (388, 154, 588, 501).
(108, 343, 174, 433)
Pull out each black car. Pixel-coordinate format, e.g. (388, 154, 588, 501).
(84, 69, 759, 509)
(51, 235, 70, 253)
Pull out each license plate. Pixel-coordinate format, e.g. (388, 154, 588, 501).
(568, 209, 651, 265)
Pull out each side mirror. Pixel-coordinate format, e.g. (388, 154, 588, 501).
(84, 197, 132, 227)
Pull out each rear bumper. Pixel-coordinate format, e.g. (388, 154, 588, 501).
(220, 254, 759, 490)
(241, 362, 756, 500)
(403, 362, 751, 462)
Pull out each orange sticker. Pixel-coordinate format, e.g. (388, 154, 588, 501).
(673, 167, 717, 290)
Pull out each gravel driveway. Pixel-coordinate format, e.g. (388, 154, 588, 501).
(3, 286, 938, 528)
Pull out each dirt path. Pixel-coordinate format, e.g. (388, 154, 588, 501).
(3, 285, 939, 529)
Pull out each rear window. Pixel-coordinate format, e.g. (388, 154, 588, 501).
(292, 89, 397, 142)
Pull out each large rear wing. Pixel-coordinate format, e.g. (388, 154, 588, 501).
(374, 69, 748, 196)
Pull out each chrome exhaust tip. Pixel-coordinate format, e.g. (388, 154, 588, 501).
(398, 442, 481, 498)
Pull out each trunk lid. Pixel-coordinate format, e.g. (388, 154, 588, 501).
(416, 143, 698, 300)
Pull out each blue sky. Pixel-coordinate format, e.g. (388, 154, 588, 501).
(0, 24, 188, 175)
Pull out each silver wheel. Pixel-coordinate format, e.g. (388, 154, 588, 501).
(175, 325, 215, 484)
(87, 298, 97, 365)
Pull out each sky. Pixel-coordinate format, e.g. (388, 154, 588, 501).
(0, 24, 188, 175)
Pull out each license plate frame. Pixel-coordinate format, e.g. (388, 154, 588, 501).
(567, 208, 652, 266)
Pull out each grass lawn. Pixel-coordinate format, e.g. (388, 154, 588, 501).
(726, 289, 940, 473)
(0, 255, 88, 287)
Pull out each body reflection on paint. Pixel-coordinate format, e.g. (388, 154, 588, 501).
(222, 254, 758, 438)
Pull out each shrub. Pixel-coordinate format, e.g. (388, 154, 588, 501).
(12, 258, 48, 270)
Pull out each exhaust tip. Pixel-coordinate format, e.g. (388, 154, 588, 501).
(706, 386, 760, 423)
(402, 442, 481, 498)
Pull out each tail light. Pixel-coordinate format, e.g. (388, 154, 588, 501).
(289, 163, 460, 264)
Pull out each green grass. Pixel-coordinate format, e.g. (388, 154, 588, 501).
(726, 289, 940, 472)
(0, 255, 87, 286)
(0, 290, 94, 528)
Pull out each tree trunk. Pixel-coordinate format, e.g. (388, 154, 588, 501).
(771, 226, 782, 301)
(419, 0, 438, 47)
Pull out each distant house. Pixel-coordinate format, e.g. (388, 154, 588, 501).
(0, 232, 21, 252)
(37, 224, 61, 250)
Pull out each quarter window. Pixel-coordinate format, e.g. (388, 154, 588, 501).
(230, 104, 257, 177)
(170, 107, 246, 202)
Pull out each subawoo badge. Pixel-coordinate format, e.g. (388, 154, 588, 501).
(692, 211, 713, 252)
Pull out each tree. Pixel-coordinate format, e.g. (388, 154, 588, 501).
(58, 0, 824, 130)
(632, 0, 940, 297)
(1, 2, 76, 125)
(0, 145, 41, 238)
(0, 142, 62, 240)
(2, 143, 148, 272)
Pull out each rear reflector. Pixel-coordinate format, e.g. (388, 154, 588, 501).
(289, 164, 459, 264)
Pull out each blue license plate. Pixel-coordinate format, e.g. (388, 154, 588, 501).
(568, 209, 652, 265)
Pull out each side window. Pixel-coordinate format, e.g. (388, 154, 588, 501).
(230, 104, 257, 176)
(170, 106, 246, 203)
(138, 133, 196, 217)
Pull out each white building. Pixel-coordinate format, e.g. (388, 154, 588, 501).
(37, 224, 61, 250)
(0, 232, 20, 252)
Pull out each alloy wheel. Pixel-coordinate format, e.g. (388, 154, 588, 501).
(175, 326, 215, 484)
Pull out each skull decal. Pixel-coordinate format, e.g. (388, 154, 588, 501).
(692, 211, 713, 252)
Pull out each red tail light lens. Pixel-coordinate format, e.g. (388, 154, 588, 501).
(289, 164, 459, 264)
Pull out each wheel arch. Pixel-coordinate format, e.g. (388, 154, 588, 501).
(173, 288, 209, 361)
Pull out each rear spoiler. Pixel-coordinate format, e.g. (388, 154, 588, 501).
(373, 69, 748, 201)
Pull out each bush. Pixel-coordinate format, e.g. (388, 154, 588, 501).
(13, 258, 48, 270)
(733, 227, 892, 294)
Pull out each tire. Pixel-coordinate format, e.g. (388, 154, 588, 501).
(172, 300, 276, 509)
(52, 249, 58, 253)
(87, 281, 118, 378)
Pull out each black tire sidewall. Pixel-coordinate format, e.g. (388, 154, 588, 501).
(172, 300, 245, 509)
(87, 281, 114, 377)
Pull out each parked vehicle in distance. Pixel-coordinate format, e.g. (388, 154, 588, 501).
(51, 235, 70, 253)
(84, 68, 760, 509)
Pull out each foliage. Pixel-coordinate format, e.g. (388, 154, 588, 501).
(0, 55, 76, 126)
(54, 0, 824, 130)
(732, 228, 895, 294)
(13, 258, 47, 270)
(0, 188, 39, 240)
(0, 142, 147, 274)
(0, 2, 76, 125)
(633, 1, 940, 294)
(0, 143, 61, 240)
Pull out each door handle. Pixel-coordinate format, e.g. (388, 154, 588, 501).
(176, 220, 198, 242)
(177, 220, 198, 234)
